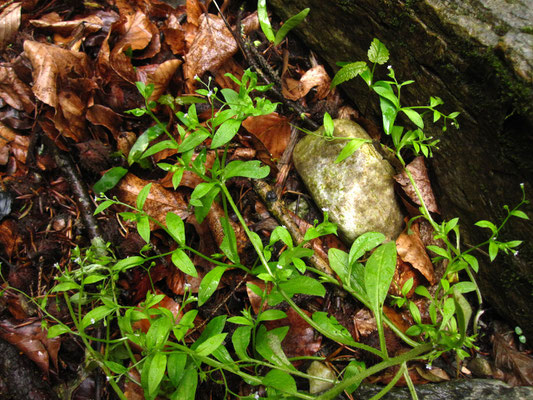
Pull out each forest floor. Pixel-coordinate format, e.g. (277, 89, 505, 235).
(0, 0, 531, 399)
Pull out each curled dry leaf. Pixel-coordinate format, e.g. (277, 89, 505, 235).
(205, 201, 248, 256)
(86, 104, 123, 139)
(394, 156, 439, 214)
(109, 10, 159, 82)
(162, 14, 187, 55)
(30, 12, 104, 36)
(183, 12, 258, 85)
(493, 331, 533, 386)
(242, 113, 291, 160)
(145, 59, 183, 103)
(0, 121, 30, 164)
(396, 221, 435, 285)
(282, 65, 331, 101)
(114, 173, 191, 227)
(0, 319, 61, 375)
(0, 2, 21, 51)
(0, 65, 34, 113)
(23, 41, 91, 108)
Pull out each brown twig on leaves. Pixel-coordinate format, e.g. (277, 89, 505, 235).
(252, 179, 334, 276)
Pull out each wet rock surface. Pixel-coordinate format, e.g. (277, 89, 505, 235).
(269, 0, 533, 341)
(293, 119, 404, 243)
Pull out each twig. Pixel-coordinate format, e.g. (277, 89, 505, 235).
(252, 179, 333, 276)
(274, 125, 300, 196)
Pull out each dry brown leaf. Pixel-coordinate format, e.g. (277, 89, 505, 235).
(186, 0, 203, 26)
(162, 14, 187, 55)
(109, 10, 159, 82)
(0, 65, 34, 113)
(395, 156, 439, 214)
(242, 113, 291, 160)
(23, 40, 91, 108)
(0, 319, 61, 375)
(114, 173, 191, 227)
(146, 59, 182, 103)
(282, 65, 331, 101)
(0, 122, 29, 164)
(30, 12, 103, 36)
(86, 104, 123, 139)
(0, 2, 21, 51)
(0, 218, 22, 258)
(493, 331, 533, 386)
(415, 364, 450, 382)
(396, 221, 435, 284)
(266, 308, 322, 358)
(183, 12, 258, 87)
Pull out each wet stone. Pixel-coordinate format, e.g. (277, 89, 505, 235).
(293, 119, 404, 243)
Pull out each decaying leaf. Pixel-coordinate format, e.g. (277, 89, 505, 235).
(0, 319, 61, 375)
(396, 221, 435, 284)
(29, 12, 104, 36)
(395, 156, 439, 214)
(114, 173, 191, 227)
(0, 2, 21, 50)
(146, 59, 183, 103)
(242, 113, 291, 160)
(282, 65, 331, 101)
(493, 331, 533, 386)
(0, 65, 34, 113)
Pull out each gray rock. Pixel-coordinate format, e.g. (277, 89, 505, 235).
(354, 379, 533, 400)
(268, 0, 533, 342)
(293, 119, 404, 243)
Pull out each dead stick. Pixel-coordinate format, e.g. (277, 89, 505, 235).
(252, 179, 334, 276)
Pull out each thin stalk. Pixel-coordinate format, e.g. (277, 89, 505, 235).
(369, 362, 406, 400)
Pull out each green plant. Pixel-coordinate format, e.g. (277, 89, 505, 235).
(30, 39, 527, 400)
(257, 0, 310, 46)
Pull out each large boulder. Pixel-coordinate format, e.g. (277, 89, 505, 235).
(293, 119, 404, 242)
(267, 0, 533, 339)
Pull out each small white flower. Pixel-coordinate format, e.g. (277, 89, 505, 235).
(520, 182, 525, 188)
(194, 74, 199, 80)
(74, 257, 82, 264)
(321, 207, 329, 212)
(514, 251, 519, 256)
(53, 262, 60, 269)
(184, 283, 191, 289)
(276, 264, 283, 270)
(425, 364, 433, 370)
(207, 90, 213, 98)
(254, 393, 260, 400)
(282, 225, 287, 229)
(387, 65, 392, 70)
(90, 318, 95, 324)
(183, 113, 188, 119)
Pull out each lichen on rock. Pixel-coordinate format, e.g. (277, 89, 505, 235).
(293, 119, 404, 243)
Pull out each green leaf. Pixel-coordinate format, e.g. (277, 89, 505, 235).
(104, 360, 128, 375)
(349, 232, 385, 264)
(331, 61, 367, 88)
(270, 226, 293, 249)
(489, 240, 499, 261)
(142, 140, 178, 159)
(171, 249, 197, 277)
(166, 212, 185, 245)
(335, 138, 369, 163)
(93, 167, 128, 194)
(372, 81, 398, 108)
(452, 290, 472, 345)
(47, 324, 70, 338)
(137, 214, 150, 243)
(257, 0, 275, 42)
(328, 248, 350, 285)
(475, 220, 497, 234)
(409, 301, 421, 324)
(167, 353, 187, 387)
(51, 281, 80, 292)
(451, 281, 477, 294)
(278, 275, 325, 297)
(146, 315, 173, 350)
(81, 305, 115, 330)
(190, 182, 217, 202)
(128, 124, 165, 165)
(364, 241, 397, 315)
(94, 200, 115, 215)
(323, 112, 334, 138)
(510, 210, 529, 220)
(379, 96, 397, 135)
(222, 160, 269, 180)
(136, 183, 152, 210)
(177, 130, 210, 153)
(344, 360, 366, 393)
(401, 108, 424, 129)
(426, 245, 450, 259)
(227, 316, 252, 326)
(198, 266, 226, 306)
(211, 118, 241, 149)
(461, 254, 479, 273)
(232, 326, 252, 361)
(171, 368, 197, 400)
(147, 353, 166, 398)
(274, 8, 310, 45)
(367, 38, 389, 64)
(173, 310, 198, 341)
(312, 311, 357, 346)
(263, 369, 297, 393)
(255, 325, 293, 368)
(414, 285, 431, 299)
(219, 216, 240, 264)
(113, 255, 145, 272)
(257, 309, 287, 322)
(195, 333, 227, 356)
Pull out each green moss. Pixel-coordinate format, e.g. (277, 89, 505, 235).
(520, 26, 533, 35)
